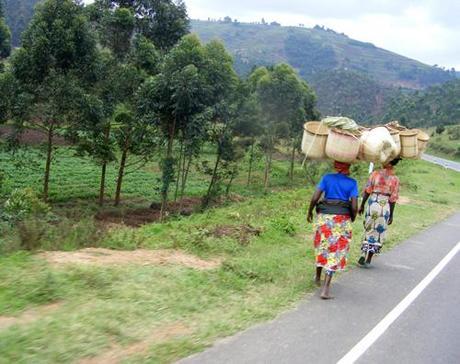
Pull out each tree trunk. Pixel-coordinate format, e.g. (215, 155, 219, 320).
(226, 172, 235, 198)
(99, 162, 107, 206)
(264, 149, 273, 192)
(247, 141, 255, 186)
(174, 138, 185, 202)
(289, 140, 296, 182)
(179, 154, 192, 211)
(43, 128, 54, 202)
(114, 143, 129, 207)
(160, 119, 176, 220)
(203, 150, 222, 208)
(98, 125, 111, 206)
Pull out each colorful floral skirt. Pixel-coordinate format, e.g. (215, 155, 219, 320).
(314, 214, 352, 273)
(361, 193, 390, 255)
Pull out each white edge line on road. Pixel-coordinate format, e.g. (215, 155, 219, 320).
(337, 241, 460, 364)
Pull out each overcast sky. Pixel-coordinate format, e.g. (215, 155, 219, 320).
(84, 0, 460, 70)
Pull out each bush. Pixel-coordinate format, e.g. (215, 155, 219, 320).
(270, 214, 297, 235)
(16, 218, 48, 251)
(435, 125, 445, 134)
(1, 188, 50, 224)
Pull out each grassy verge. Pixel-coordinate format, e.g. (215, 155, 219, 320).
(0, 160, 459, 363)
(425, 124, 460, 162)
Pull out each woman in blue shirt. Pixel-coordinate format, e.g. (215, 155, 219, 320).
(307, 161, 358, 299)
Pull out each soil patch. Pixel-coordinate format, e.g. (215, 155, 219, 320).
(95, 197, 202, 227)
(40, 248, 221, 270)
(398, 196, 411, 205)
(0, 126, 67, 146)
(0, 302, 62, 331)
(211, 224, 263, 245)
(79, 323, 190, 364)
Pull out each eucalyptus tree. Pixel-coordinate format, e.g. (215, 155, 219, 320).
(251, 64, 317, 189)
(8, 0, 98, 201)
(137, 35, 238, 216)
(81, 3, 161, 206)
(232, 81, 263, 186)
(137, 34, 208, 217)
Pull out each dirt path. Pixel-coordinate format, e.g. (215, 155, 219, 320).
(40, 248, 222, 270)
(79, 323, 191, 364)
(0, 302, 62, 331)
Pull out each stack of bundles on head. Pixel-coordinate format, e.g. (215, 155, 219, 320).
(301, 117, 429, 164)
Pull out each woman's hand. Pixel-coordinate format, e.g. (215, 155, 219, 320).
(307, 211, 314, 223)
(358, 205, 365, 215)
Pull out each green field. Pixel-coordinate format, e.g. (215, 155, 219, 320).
(1, 145, 459, 363)
(425, 124, 460, 162)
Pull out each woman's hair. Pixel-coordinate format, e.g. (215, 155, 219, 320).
(390, 157, 402, 166)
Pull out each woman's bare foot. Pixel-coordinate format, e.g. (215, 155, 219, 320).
(320, 293, 334, 300)
(314, 277, 321, 287)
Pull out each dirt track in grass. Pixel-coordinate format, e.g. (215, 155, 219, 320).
(40, 248, 222, 270)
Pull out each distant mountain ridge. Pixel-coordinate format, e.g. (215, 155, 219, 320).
(191, 20, 457, 123)
(191, 20, 456, 90)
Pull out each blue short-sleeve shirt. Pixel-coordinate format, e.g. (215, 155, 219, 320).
(317, 173, 359, 202)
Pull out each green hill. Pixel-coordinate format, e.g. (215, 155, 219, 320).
(4, 0, 40, 47)
(192, 20, 456, 90)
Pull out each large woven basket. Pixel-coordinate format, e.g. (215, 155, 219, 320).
(358, 127, 395, 164)
(416, 130, 430, 157)
(388, 128, 401, 158)
(325, 128, 360, 163)
(400, 129, 419, 159)
(301, 121, 329, 159)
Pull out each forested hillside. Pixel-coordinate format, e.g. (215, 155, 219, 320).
(4, 0, 40, 46)
(310, 69, 394, 123)
(384, 79, 460, 127)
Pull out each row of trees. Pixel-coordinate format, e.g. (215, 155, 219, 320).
(0, 0, 318, 218)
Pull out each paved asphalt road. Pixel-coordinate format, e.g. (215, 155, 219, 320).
(179, 213, 460, 364)
(422, 154, 460, 172)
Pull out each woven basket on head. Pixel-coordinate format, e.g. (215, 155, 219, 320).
(416, 130, 430, 157)
(400, 129, 419, 159)
(387, 128, 401, 158)
(301, 121, 329, 159)
(325, 128, 361, 163)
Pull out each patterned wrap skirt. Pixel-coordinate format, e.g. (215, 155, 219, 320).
(314, 214, 352, 273)
(361, 193, 390, 255)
